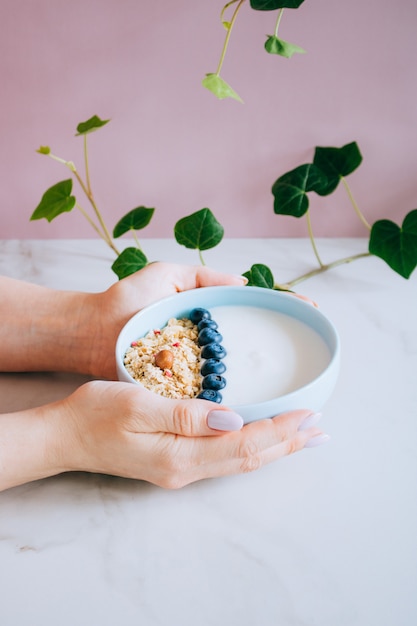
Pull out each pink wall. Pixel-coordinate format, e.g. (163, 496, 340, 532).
(1, 0, 416, 240)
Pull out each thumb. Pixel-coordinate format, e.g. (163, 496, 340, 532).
(146, 393, 244, 437)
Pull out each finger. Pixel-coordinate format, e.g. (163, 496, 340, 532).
(171, 264, 247, 292)
(194, 266, 248, 288)
(129, 387, 244, 437)
(293, 293, 319, 308)
(199, 409, 319, 466)
(220, 425, 326, 475)
(134, 388, 317, 440)
(167, 410, 326, 485)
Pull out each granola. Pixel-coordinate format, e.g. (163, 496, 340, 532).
(123, 317, 202, 399)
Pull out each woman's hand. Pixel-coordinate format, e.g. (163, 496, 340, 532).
(47, 380, 328, 490)
(0, 264, 246, 377)
(91, 262, 247, 379)
(0, 379, 328, 492)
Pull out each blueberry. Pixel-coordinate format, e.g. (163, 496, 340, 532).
(197, 389, 222, 403)
(189, 308, 211, 324)
(202, 374, 226, 391)
(197, 318, 218, 331)
(201, 358, 226, 376)
(201, 343, 227, 359)
(198, 327, 223, 346)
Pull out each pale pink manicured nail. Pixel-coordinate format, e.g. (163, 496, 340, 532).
(207, 410, 244, 432)
(304, 433, 331, 448)
(298, 412, 322, 431)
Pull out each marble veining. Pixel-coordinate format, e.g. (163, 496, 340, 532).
(0, 239, 416, 626)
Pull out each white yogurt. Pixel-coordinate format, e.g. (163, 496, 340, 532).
(208, 305, 331, 406)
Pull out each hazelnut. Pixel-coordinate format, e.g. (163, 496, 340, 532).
(154, 349, 174, 370)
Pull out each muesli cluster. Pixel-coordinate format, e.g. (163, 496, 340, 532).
(124, 307, 228, 402)
(123, 317, 202, 399)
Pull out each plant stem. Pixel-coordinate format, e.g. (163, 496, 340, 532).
(75, 203, 106, 239)
(84, 135, 92, 195)
(216, 0, 246, 76)
(71, 168, 120, 256)
(341, 176, 371, 230)
(47, 153, 70, 167)
(132, 230, 143, 251)
(274, 8, 284, 37)
(47, 151, 119, 256)
(221, 0, 239, 25)
(198, 249, 206, 265)
(276, 251, 372, 289)
(306, 209, 324, 267)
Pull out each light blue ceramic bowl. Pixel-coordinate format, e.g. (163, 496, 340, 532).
(116, 286, 340, 423)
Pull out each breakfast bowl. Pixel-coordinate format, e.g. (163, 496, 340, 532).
(115, 286, 340, 423)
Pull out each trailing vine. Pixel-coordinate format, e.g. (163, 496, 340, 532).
(31, 117, 417, 285)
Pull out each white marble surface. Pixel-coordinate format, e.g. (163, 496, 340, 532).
(0, 239, 416, 626)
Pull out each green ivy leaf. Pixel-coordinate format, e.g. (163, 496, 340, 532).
(37, 146, 51, 155)
(368, 209, 417, 279)
(30, 179, 76, 222)
(75, 115, 110, 136)
(272, 163, 329, 217)
(174, 208, 224, 251)
(242, 264, 275, 289)
(250, 0, 305, 10)
(313, 142, 363, 195)
(265, 35, 305, 57)
(111, 247, 148, 280)
(113, 207, 155, 238)
(202, 73, 243, 103)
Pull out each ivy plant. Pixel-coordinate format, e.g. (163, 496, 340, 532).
(30, 117, 225, 279)
(203, 0, 306, 102)
(270, 141, 417, 287)
(174, 208, 224, 265)
(31, 117, 417, 286)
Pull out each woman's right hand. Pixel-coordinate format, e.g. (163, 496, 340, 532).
(49, 380, 329, 489)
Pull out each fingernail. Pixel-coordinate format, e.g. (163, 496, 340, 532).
(239, 275, 249, 285)
(304, 433, 331, 448)
(207, 410, 244, 432)
(298, 412, 322, 431)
